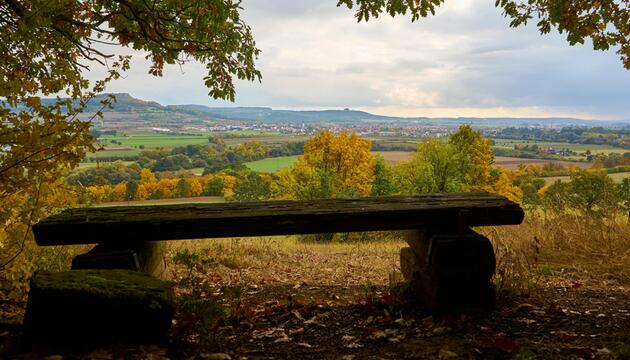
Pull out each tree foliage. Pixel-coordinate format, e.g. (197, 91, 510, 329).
(543, 170, 622, 217)
(1, 0, 260, 198)
(337, 0, 630, 69)
(277, 131, 375, 200)
(393, 125, 521, 202)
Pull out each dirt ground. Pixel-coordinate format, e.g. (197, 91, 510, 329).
(1, 237, 629, 359)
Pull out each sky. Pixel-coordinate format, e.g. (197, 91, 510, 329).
(88, 0, 630, 120)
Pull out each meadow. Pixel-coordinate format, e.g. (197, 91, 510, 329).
(99, 134, 210, 148)
(244, 155, 298, 172)
(86, 149, 140, 159)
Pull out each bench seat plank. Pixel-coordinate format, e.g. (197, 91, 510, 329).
(33, 192, 524, 246)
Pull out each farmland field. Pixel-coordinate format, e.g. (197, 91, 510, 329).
(374, 151, 412, 164)
(493, 156, 590, 169)
(98, 133, 308, 149)
(100, 134, 209, 148)
(493, 138, 627, 155)
(543, 171, 630, 184)
(372, 152, 591, 169)
(86, 149, 140, 159)
(245, 156, 298, 172)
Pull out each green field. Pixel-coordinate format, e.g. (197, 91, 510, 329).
(86, 149, 140, 159)
(99, 131, 305, 149)
(245, 156, 299, 172)
(493, 138, 627, 155)
(100, 134, 209, 148)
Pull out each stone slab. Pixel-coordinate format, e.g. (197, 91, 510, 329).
(23, 269, 174, 347)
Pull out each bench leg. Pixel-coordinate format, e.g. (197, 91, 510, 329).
(401, 227, 496, 314)
(72, 242, 166, 278)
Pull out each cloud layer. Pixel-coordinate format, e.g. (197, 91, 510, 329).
(89, 0, 630, 120)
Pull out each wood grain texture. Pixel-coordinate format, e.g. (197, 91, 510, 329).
(33, 193, 524, 246)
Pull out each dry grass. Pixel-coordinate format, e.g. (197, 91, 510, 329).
(485, 213, 630, 290)
(164, 213, 630, 299)
(165, 234, 405, 289)
(163, 216, 628, 312)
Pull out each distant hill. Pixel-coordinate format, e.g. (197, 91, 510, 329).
(39, 93, 165, 113)
(167, 105, 398, 123)
(31, 93, 630, 128)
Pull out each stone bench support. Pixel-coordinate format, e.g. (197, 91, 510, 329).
(401, 227, 496, 313)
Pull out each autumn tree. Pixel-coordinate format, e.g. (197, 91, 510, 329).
(0, 0, 261, 274)
(449, 125, 494, 189)
(277, 131, 375, 200)
(371, 155, 395, 196)
(234, 171, 272, 201)
(543, 170, 621, 218)
(621, 177, 630, 213)
(1, 0, 260, 195)
(394, 125, 521, 202)
(337, 0, 630, 69)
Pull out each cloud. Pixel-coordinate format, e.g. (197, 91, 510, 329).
(86, 0, 630, 120)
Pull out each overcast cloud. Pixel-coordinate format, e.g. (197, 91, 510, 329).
(89, 0, 630, 120)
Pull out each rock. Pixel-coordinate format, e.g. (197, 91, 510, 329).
(23, 269, 174, 347)
(400, 246, 421, 281)
(400, 228, 497, 314)
(403, 229, 433, 260)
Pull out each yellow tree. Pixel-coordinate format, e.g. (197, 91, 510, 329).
(448, 125, 494, 190)
(187, 177, 204, 198)
(277, 131, 375, 199)
(139, 168, 157, 185)
(0, 0, 261, 280)
(109, 183, 127, 202)
(222, 175, 237, 200)
(449, 125, 522, 202)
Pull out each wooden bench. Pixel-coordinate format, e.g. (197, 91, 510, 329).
(32, 192, 524, 313)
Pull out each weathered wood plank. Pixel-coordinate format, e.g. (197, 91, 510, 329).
(33, 193, 524, 246)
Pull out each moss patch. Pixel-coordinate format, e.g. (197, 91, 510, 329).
(31, 269, 172, 303)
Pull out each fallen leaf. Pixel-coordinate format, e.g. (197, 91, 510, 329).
(44, 356, 65, 360)
(370, 330, 387, 340)
(479, 335, 521, 353)
(345, 342, 364, 349)
(553, 330, 577, 342)
(432, 327, 450, 336)
(438, 348, 458, 359)
(291, 310, 304, 321)
(273, 335, 291, 343)
(566, 347, 594, 359)
(200, 354, 231, 360)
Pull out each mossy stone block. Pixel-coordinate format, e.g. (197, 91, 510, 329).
(23, 269, 174, 347)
